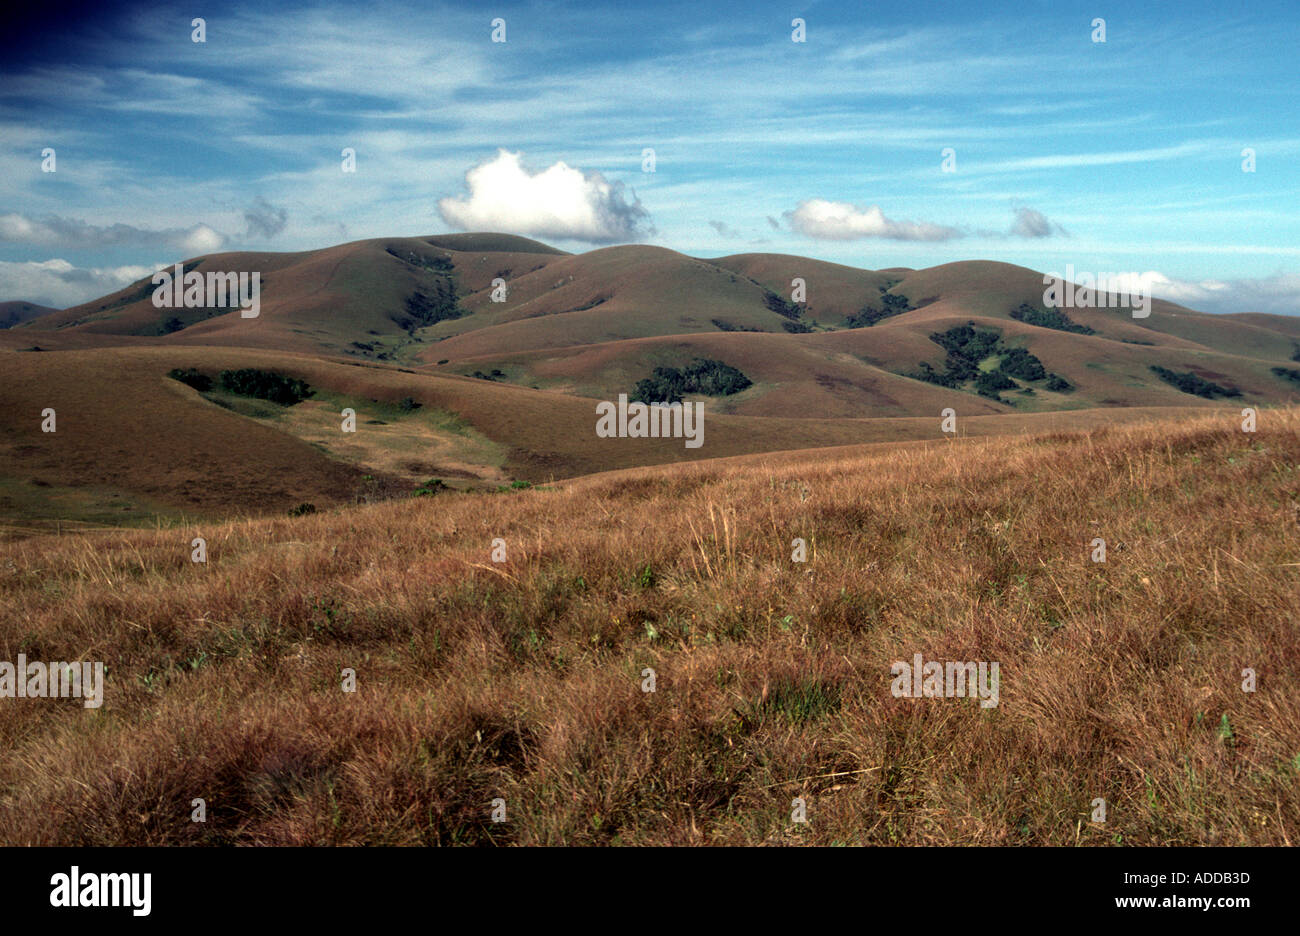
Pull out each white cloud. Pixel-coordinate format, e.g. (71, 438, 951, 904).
(783, 199, 961, 242)
(0, 258, 159, 308)
(437, 150, 652, 244)
(1111, 271, 1300, 316)
(0, 213, 224, 253)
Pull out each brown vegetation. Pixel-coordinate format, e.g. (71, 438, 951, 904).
(1, 407, 1296, 845)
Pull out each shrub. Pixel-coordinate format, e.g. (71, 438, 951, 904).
(288, 502, 316, 517)
(414, 479, 449, 497)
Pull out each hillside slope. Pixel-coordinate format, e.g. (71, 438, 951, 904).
(1, 407, 1295, 844)
(0, 300, 58, 329)
(0, 344, 1221, 532)
(12, 236, 1300, 421)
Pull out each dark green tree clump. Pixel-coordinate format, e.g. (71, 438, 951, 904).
(763, 289, 803, 321)
(167, 368, 212, 392)
(219, 368, 313, 405)
(402, 280, 463, 329)
(711, 318, 763, 332)
(930, 324, 1001, 361)
(763, 289, 815, 333)
(1272, 366, 1300, 386)
(999, 347, 1048, 381)
(906, 325, 1067, 402)
(1150, 365, 1241, 399)
(846, 291, 912, 328)
(631, 359, 753, 404)
(974, 370, 1017, 399)
(1009, 302, 1095, 335)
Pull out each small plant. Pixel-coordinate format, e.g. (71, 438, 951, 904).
(414, 478, 449, 496)
(747, 676, 842, 726)
(1218, 713, 1235, 743)
(288, 502, 317, 517)
(492, 480, 533, 492)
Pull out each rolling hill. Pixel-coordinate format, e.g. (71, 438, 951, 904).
(4, 232, 1299, 531)
(0, 300, 58, 329)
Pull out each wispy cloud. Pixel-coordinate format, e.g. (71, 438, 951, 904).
(0, 212, 223, 251)
(243, 197, 288, 240)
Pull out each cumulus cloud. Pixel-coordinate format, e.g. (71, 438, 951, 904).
(0, 258, 161, 309)
(437, 150, 652, 243)
(783, 199, 961, 242)
(0, 213, 224, 253)
(243, 197, 288, 239)
(1009, 206, 1067, 238)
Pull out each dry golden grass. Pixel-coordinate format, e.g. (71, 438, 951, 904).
(0, 407, 1296, 845)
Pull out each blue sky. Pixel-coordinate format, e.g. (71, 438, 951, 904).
(1, 0, 1297, 312)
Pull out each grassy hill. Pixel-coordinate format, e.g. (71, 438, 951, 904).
(1, 407, 1294, 844)
(3, 344, 1214, 533)
(0, 300, 59, 329)
(5, 232, 1299, 531)
(14, 237, 1300, 418)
